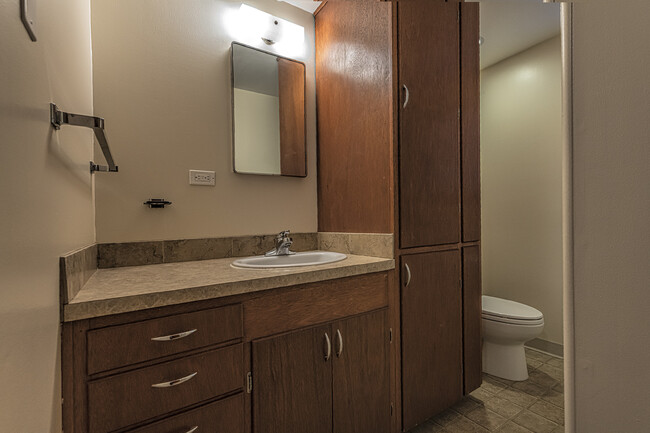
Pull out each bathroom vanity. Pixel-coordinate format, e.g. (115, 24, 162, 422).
(61, 252, 394, 433)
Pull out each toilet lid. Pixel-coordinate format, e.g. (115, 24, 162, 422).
(482, 295, 543, 321)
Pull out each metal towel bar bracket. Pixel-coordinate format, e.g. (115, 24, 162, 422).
(50, 103, 118, 174)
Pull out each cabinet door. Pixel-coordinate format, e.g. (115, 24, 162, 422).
(401, 250, 463, 430)
(398, 0, 461, 248)
(463, 246, 482, 395)
(333, 309, 390, 433)
(252, 325, 333, 433)
(461, 2, 481, 242)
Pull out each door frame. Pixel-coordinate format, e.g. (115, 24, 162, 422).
(559, 3, 575, 433)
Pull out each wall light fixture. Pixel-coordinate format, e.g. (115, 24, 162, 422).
(225, 4, 305, 57)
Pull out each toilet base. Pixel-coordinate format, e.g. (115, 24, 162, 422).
(482, 341, 529, 381)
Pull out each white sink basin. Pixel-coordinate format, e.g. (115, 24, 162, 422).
(232, 251, 347, 269)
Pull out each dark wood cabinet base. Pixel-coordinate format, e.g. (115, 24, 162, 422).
(63, 272, 392, 433)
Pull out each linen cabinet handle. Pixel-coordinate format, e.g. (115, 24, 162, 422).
(404, 263, 412, 287)
(335, 329, 343, 357)
(403, 84, 410, 108)
(151, 372, 197, 388)
(150, 329, 197, 342)
(185, 427, 199, 433)
(324, 332, 332, 361)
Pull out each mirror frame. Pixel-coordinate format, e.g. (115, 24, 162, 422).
(230, 41, 308, 177)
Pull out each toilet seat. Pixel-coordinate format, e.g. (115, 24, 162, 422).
(482, 295, 543, 325)
(482, 314, 544, 326)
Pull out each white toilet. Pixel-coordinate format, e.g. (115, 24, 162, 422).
(482, 295, 544, 381)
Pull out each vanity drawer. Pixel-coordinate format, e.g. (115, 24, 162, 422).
(87, 304, 242, 374)
(127, 393, 244, 433)
(88, 344, 243, 433)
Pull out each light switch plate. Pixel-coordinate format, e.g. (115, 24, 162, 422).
(189, 170, 216, 186)
(21, 0, 37, 42)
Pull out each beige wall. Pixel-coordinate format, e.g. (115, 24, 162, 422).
(0, 0, 95, 431)
(233, 89, 281, 175)
(91, 0, 318, 243)
(481, 36, 564, 344)
(571, 2, 650, 431)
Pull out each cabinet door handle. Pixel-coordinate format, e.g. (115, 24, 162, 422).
(185, 427, 199, 433)
(403, 84, 410, 108)
(151, 372, 197, 388)
(335, 329, 343, 357)
(151, 329, 197, 342)
(404, 263, 412, 287)
(324, 332, 332, 361)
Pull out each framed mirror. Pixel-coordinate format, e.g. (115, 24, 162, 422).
(231, 42, 307, 177)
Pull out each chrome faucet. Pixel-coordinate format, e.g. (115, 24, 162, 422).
(265, 230, 295, 257)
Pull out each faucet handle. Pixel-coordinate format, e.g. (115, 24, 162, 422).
(278, 230, 291, 239)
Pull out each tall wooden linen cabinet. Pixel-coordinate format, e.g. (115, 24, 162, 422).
(316, 0, 481, 431)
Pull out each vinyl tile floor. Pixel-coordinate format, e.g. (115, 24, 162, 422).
(407, 347, 564, 433)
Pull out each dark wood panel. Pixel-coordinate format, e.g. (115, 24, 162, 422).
(401, 250, 463, 430)
(129, 394, 245, 433)
(88, 345, 243, 433)
(62, 323, 75, 433)
(316, 0, 394, 233)
(461, 2, 481, 242)
(243, 272, 388, 340)
(73, 320, 89, 433)
(87, 304, 242, 374)
(398, 0, 461, 248)
(252, 325, 333, 433)
(463, 245, 482, 395)
(88, 293, 253, 329)
(278, 57, 307, 177)
(333, 309, 390, 433)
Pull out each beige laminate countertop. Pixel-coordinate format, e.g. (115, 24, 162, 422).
(64, 254, 395, 322)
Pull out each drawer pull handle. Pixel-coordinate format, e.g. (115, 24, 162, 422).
(151, 329, 197, 342)
(151, 372, 197, 388)
(185, 427, 199, 433)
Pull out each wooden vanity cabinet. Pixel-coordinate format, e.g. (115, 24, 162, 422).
(63, 272, 392, 433)
(252, 309, 390, 433)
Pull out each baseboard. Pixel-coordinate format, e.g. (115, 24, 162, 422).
(525, 338, 564, 357)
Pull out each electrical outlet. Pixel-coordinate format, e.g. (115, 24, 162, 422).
(189, 170, 216, 186)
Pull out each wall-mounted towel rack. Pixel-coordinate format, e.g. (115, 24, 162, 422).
(50, 103, 118, 173)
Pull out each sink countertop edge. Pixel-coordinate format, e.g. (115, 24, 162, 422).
(63, 254, 395, 322)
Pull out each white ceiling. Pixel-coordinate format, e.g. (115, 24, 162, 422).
(476, 0, 561, 70)
(278, 0, 321, 14)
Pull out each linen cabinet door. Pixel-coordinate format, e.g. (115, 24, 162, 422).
(252, 325, 333, 433)
(332, 309, 390, 433)
(463, 246, 482, 394)
(401, 250, 463, 431)
(398, 0, 461, 248)
(461, 1, 481, 242)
